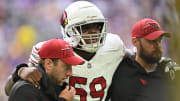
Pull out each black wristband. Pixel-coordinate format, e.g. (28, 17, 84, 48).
(12, 63, 28, 82)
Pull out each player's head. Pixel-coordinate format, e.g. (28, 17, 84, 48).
(131, 18, 170, 64)
(60, 1, 107, 53)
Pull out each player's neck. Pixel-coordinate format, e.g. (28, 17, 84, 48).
(73, 48, 96, 61)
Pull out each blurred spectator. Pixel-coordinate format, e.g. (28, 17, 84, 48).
(7, 25, 37, 68)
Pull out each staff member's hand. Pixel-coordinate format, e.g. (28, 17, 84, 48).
(59, 86, 76, 101)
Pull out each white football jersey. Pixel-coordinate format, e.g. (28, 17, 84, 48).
(29, 33, 125, 101)
(70, 33, 125, 101)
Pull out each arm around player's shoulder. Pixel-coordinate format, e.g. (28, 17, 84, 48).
(8, 80, 40, 101)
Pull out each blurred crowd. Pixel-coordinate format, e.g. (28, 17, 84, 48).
(0, 0, 179, 100)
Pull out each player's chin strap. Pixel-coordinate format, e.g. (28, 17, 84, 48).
(159, 57, 180, 80)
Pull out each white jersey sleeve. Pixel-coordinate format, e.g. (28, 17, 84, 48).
(28, 41, 45, 66)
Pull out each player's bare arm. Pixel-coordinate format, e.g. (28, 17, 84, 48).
(18, 67, 42, 88)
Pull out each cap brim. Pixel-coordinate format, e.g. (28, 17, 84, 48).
(144, 30, 170, 40)
(61, 56, 84, 66)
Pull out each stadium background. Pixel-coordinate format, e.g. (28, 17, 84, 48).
(0, 0, 180, 100)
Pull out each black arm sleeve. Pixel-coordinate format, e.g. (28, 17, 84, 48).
(8, 80, 40, 101)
